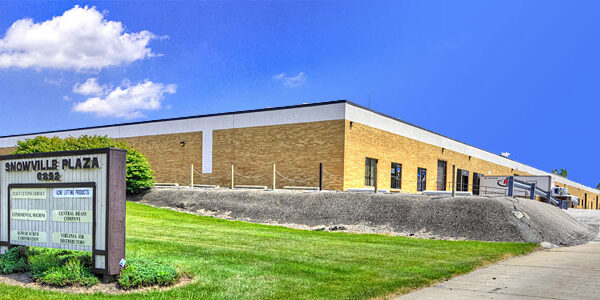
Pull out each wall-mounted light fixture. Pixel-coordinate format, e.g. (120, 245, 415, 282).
(349, 121, 354, 129)
(441, 148, 445, 154)
(180, 141, 185, 147)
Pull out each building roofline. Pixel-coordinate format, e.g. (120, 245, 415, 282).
(0, 100, 349, 139)
(0, 99, 597, 193)
(343, 101, 518, 164)
(344, 101, 598, 193)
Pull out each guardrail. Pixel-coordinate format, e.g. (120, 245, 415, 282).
(510, 178, 568, 209)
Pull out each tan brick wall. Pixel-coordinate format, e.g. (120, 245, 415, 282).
(117, 131, 203, 185)
(0, 119, 598, 207)
(0, 147, 15, 155)
(553, 181, 599, 209)
(205, 120, 345, 190)
(343, 121, 600, 206)
(0, 121, 345, 190)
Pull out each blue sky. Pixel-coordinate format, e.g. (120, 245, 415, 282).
(0, 1, 598, 188)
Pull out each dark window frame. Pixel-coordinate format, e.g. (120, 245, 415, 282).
(365, 157, 378, 187)
(391, 162, 402, 190)
(472, 172, 481, 195)
(436, 160, 447, 191)
(417, 167, 427, 191)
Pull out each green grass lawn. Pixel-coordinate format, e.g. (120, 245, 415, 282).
(0, 202, 538, 299)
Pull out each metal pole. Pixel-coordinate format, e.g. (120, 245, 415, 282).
(319, 163, 323, 191)
(374, 160, 378, 193)
(231, 164, 234, 189)
(451, 165, 456, 197)
(273, 163, 276, 190)
(190, 164, 194, 187)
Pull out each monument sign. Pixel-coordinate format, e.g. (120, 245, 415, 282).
(0, 148, 126, 276)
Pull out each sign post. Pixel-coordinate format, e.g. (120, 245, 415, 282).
(0, 148, 126, 279)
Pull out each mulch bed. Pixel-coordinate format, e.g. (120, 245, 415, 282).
(0, 272, 193, 295)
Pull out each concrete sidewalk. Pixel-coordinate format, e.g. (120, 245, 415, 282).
(397, 242, 600, 299)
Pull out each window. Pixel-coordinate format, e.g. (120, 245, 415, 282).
(391, 163, 402, 189)
(584, 193, 588, 209)
(365, 157, 378, 187)
(436, 160, 447, 191)
(417, 168, 427, 191)
(473, 172, 482, 195)
(456, 169, 469, 192)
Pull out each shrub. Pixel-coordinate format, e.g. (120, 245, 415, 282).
(0, 246, 29, 274)
(13, 135, 155, 194)
(28, 248, 92, 279)
(37, 257, 99, 287)
(118, 258, 179, 289)
(1, 247, 179, 289)
(28, 250, 62, 279)
(126, 150, 157, 194)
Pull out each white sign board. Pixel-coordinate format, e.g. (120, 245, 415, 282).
(0, 148, 126, 276)
(8, 186, 95, 251)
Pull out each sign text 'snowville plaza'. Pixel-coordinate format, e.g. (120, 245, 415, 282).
(0, 148, 126, 276)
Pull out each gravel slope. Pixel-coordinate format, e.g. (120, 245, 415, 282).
(566, 209, 600, 241)
(132, 188, 597, 246)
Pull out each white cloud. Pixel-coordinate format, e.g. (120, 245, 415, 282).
(273, 72, 306, 87)
(0, 5, 159, 71)
(72, 78, 106, 96)
(72, 80, 176, 119)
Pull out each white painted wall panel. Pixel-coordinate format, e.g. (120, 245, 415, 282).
(202, 130, 213, 173)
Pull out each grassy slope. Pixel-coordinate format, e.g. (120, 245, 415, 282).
(0, 202, 538, 299)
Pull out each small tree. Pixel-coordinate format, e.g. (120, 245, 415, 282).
(597, 182, 600, 190)
(13, 135, 155, 194)
(551, 168, 568, 178)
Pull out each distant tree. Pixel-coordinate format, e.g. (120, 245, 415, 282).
(13, 135, 155, 195)
(551, 169, 568, 178)
(597, 182, 600, 190)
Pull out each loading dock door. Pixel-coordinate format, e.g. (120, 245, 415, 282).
(437, 160, 447, 191)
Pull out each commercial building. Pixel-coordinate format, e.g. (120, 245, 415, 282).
(0, 100, 598, 208)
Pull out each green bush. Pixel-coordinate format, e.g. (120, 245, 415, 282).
(28, 248, 92, 279)
(13, 135, 155, 194)
(0, 246, 29, 274)
(126, 150, 157, 195)
(37, 257, 99, 287)
(28, 250, 62, 279)
(1, 246, 179, 289)
(118, 258, 179, 289)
